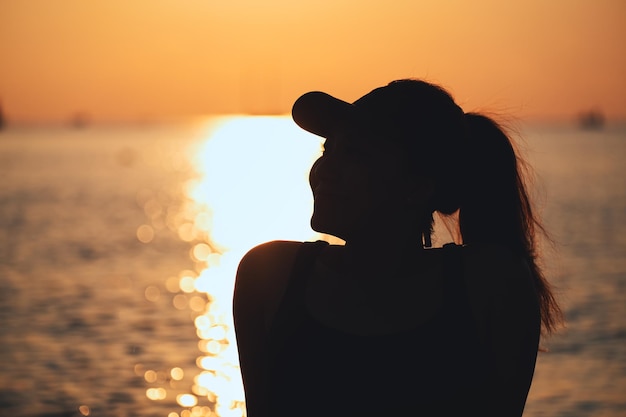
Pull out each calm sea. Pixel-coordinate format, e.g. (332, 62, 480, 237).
(0, 119, 624, 417)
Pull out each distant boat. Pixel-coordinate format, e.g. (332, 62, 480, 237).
(70, 112, 90, 129)
(0, 102, 5, 130)
(577, 110, 605, 130)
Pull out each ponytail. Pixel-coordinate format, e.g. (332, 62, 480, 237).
(459, 113, 563, 334)
(379, 79, 562, 334)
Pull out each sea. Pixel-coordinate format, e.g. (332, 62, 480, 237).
(0, 117, 624, 417)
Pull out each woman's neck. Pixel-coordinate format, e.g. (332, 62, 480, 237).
(340, 233, 425, 279)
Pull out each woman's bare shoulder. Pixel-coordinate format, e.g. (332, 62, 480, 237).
(238, 240, 303, 269)
(234, 240, 305, 327)
(236, 240, 303, 287)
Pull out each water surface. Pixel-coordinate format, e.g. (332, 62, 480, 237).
(0, 120, 624, 416)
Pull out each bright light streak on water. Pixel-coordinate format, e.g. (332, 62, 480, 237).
(181, 116, 322, 416)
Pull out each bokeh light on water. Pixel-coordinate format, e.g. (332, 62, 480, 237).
(161, 116, 322, 416)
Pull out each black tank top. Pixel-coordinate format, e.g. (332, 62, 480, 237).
(267, 241, 490, 416)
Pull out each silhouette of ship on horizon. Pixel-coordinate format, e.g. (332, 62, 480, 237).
(70, 112, 90, 129)
(0, 101, 5, 130)
(577, 109, 605, 130)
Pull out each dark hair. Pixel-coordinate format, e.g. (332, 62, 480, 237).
(389, 79, 563, 335)
(458, 113, 563, 334)
(379, 80, 467, 237)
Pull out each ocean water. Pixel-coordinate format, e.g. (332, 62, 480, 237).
(0, 119, 624, 417)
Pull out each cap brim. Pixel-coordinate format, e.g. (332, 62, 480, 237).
(291, 91, 354, 138)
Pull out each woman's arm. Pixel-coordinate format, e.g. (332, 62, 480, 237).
(232, 240, 302, 417)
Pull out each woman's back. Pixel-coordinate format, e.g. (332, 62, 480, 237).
(234, 240, 541, 416)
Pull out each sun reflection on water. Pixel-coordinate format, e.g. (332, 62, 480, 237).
(165, 116, 321, 416)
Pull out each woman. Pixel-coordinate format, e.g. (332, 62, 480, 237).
(233, 79, 562, 416)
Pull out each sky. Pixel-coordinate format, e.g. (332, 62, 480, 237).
(0, 0, 624, 123)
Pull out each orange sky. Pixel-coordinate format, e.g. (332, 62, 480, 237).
(1, 0, 624, 123)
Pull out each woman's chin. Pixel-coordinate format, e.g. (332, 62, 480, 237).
(310, 215, 347, 240)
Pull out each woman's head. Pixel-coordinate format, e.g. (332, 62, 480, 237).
(293, 79, 468, 216)
(293, 78, 563, 334)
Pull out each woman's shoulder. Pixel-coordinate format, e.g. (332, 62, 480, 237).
(458, 244, 539, 348)
(460, 243, 537, 318)
(235, 240, 313, 328)
(237, 239, 333, 275)
(236, 240, 304, 288)
(238, 240, 303, 267)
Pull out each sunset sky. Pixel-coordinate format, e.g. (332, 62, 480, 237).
(1, 0, 624, 123)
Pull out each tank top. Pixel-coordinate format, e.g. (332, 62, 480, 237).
(267, 241, 490, 416)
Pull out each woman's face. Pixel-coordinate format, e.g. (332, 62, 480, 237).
(309, 127, 416, 241)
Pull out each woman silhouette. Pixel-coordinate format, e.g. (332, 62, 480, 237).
(233, 79, 562, 417)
